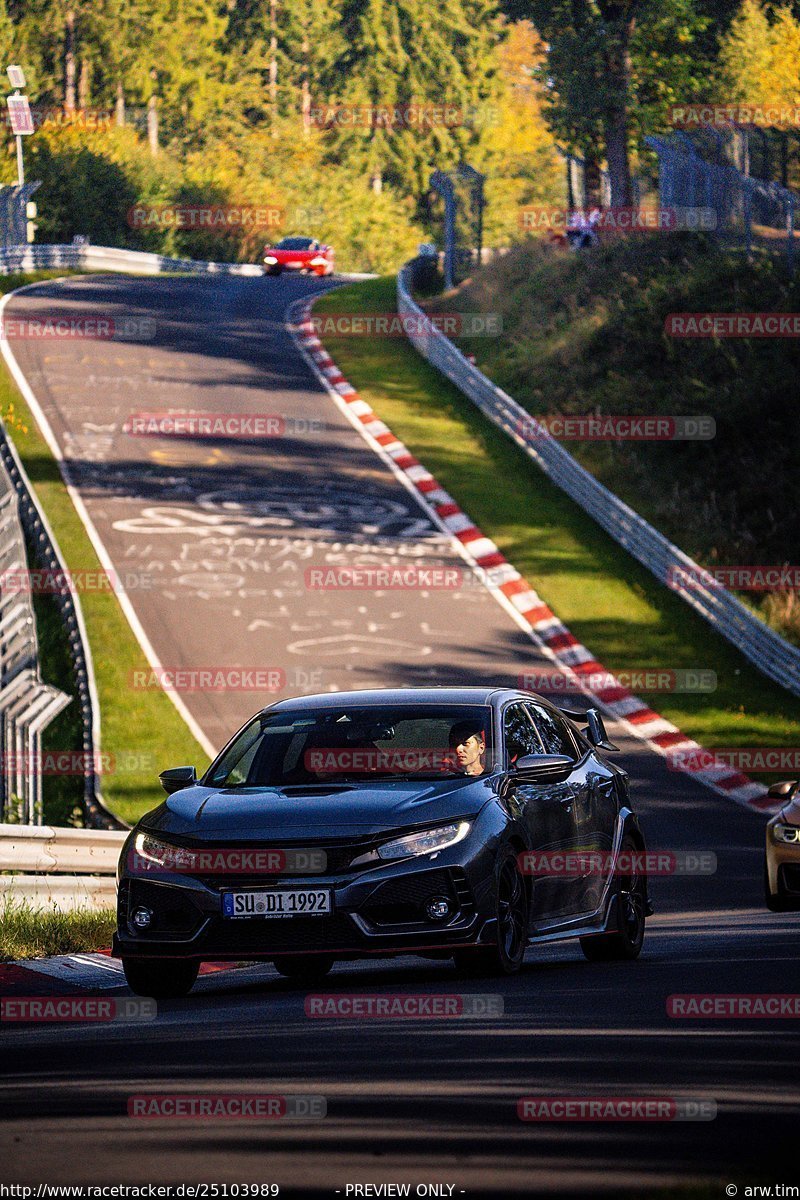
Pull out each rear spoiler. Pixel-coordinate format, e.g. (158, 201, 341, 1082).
(560, 706, 620, 753)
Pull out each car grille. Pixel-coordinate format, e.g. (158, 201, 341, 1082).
(204, 913, 359, 953)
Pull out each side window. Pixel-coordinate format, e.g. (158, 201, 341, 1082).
(527, 702, 577, 760)
(503, 704, 543, 762)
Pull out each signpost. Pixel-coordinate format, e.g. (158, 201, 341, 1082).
(6, 66, 33, 186)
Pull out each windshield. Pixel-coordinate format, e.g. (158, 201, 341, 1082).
(205, 705, 494, 788)
(277, 237, 314, 250)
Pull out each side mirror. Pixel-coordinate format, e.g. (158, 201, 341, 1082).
(514, 753, 574, 783)
(768, 780, 799, 800)
(585, 709, 619, 752)
(159, 765, 197, 795)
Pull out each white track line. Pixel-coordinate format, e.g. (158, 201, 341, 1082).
(0, 282, 217, 760)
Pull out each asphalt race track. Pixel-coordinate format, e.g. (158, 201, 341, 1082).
(1, 273, 798, 1196)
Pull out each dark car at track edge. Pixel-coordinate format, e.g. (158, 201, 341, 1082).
(114, 687, 651, 997)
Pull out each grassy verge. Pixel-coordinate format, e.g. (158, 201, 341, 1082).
(429, 236, 800, 644)
(0, 898, 115, 960)
(314, 276, 800, 774)
(0, 272, 208, 827)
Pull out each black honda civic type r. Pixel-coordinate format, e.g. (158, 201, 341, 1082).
(115, 687, 651, 997)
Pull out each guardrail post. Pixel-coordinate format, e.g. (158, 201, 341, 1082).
(430, 171, 457, 290)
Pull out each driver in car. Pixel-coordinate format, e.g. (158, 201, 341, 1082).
(448, 720, 487, 777)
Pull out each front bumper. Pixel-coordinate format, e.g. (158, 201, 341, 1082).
(766, 826, 800, 901)
(114, 855, 493, 962)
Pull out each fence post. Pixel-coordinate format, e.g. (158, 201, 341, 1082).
(743, 180, 752, 260)
(430, 170, 456, 290)
(788, 192, 796, 274)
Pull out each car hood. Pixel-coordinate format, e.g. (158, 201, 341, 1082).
(142, 776, 496, 842)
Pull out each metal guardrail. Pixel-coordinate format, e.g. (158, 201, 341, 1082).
(0, 242, 267, 277)
(0, 453, 71, 825)
(0, 822, 123, 909)
(397, 264, 800, 699)
(0, 242, 379, 280)
(0, 417, 123, 829)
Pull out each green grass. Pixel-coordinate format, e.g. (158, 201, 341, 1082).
(433, 235, 800, 644)
(0, 271, 208, 826)
(0, 897, 115, 960)
(314, 276, 800, 771)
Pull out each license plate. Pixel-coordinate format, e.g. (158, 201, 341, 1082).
(222, 889, 332, 919)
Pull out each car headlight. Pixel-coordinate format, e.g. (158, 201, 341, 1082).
(264, 255, 278, 264)
(131, 831, 194, 872)
(310, 256, 328, 266)
(376, 821, 471, 861)
(772, 823, 800, 845)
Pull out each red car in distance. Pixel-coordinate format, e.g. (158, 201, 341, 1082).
(263, 236, 335, 277)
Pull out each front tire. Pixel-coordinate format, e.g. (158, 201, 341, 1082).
(580, 835, 646, 962)
(122, 957, 199, 998)
(765, 861, 795, 912)
(273, 954, 335, 982)
(454, 846, 528, 977)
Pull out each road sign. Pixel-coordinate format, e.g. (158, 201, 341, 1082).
(6, 65, 26, 89)
(7, 94, 34, 135)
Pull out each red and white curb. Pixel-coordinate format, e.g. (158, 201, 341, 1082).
(288, 297, 773, 816)
(0, 951, 248, 995)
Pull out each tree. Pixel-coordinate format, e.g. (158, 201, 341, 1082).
(718, 0, 774, 98)
(473, 20, 564, 243)
(224, 0, 345, 147)
(505, 0, 713, 206)
(719, 0, 800, 105)
(0, 0, 14, 68)
(332, 0, 502, 201)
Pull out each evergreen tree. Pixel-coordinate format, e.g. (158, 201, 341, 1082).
(333, 0, 502, 200)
